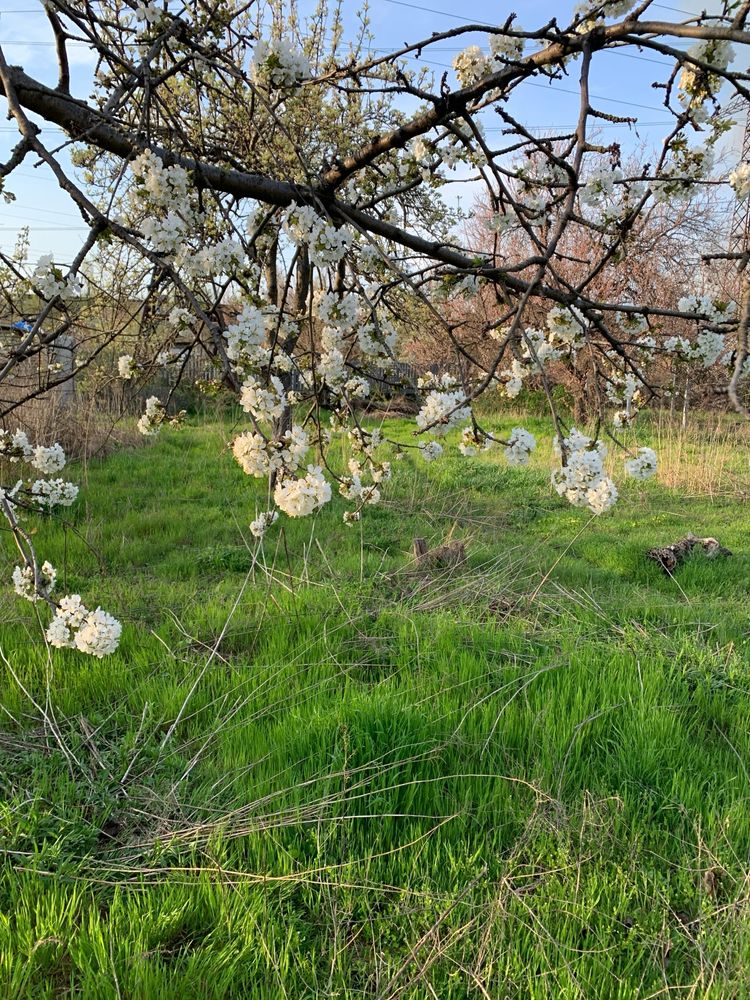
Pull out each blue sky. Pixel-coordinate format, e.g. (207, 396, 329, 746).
(0, 0, 736, 265)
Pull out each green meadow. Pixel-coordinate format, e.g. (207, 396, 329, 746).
(1, 411, 749, 998)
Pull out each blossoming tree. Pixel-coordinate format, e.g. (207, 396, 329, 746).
(1, 0, 750, 656)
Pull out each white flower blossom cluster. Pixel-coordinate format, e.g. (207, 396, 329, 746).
(504, 427, 536, 467)
(31, 443, 66, 474)
(419, 440, 443, 462)
(452, 28, 525, 87)
(118, 354, 135, 379)
(552, 429, 619, 515)
(12, 560, 56, 602)
(137, 395, 166, 436)
(274, 465, 332, 517)
(729, 162, 750, 201)
(652, 146, 714, 203)
(232, 425, 309, 478)
(250, 509, 279, 539)
(497, 324, 566, 399)
(46, 594, 122, 657)
(574, 0, 637, 19)
(1, 430, 78, 509)
(4, 454, 120, 655)
(458, 426, 493, 457)
(546, 306, 587, 351)
(282, 203, 351, 268)
(604, 368, 643, 428)
(31, 478, 79, 509)
(251, 39, 310, 89)
(339, 457, 390, 507)
(33, 255, 82, 301)
(616, 307, 649, 337)
(677, 293, 735, 326)
(0, 428, 34, 463)
(515, 159, 568, 226)
(240, 375, 286, 422)
(416, 375, 471, 436)
(678, 30, 735, 113)
(624, 447, 658, 481)
(134, 1, 162, 24)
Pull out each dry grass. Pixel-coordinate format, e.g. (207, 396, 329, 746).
(649, 409, 750, 498)
(5, 390, 144, 462)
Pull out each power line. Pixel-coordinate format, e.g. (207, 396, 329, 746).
(379, 0, 697, 22)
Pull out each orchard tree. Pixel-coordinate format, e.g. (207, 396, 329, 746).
(1, 0, 750, 656)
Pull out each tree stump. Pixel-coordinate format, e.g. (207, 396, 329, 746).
(412, 537, 467, 568)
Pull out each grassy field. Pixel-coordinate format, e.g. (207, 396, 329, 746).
(1, 409, 749, 998)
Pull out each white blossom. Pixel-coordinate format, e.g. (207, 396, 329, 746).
(252, 39, 310, 89)
(31, 443, 66, 474)
(118, 354, 135, 379)
(504, 427, 536, 467)
(12, 560, 56, 602)
(416, 389, 471, 436)
(250, 509, 279, 538)
(624, 447, 658, 480)
(274, 465, 332, 517)
(31, 478, 79, 509)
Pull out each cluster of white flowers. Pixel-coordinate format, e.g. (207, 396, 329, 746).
(137, 395, 166, 436)
(129, 150, 238, 269)
(249, 509, 279, 539)
(453, 28, 525, 87)
(339, 457, 389, 507)
(1, 430, 78, 514)
(515, 158, 568, 225)
(552, 429, 618, 515)
(606, 372, 642, 427)
(0, 428, 34, 463)
(575, 0, 637, 18)
(12, 560, 56, 602)
(458, 426, 493, 457)
(118, 354, 135, 380)
(678, 31, 735, 112)
(240, 375, 286, 423)
(616, 307, 649, 337)
(33, 255, 82, 301)
(274, 465, 332, 517)
(489, 29, 525, 62)
(3, 433, 120, 658)
(416, 383, 471, 436)
(30, 478, 79, 509)
(729, 162, 750, 201)
(579, 165, 619, 207)
(282, 203, 351, 268)
(251, 39, 310, 89)
(652, 146, 714, 203)
(624, 447, 658, 481)
(452, 46, 490, 87)
(134, 1, 162, 24)
(32, 443, 66, 474)
(232, 425, 309, 478)
(546, 306, 587, 351)
(419, 440, 444, 462)
(499, 358, 526, 399)
(46, 594, 122, 657)
(693, 329, 726, 368)
(504, 427, 536, 467)
(677, 293, 735, 326)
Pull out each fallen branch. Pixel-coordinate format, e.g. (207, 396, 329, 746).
(647, 533, 733, 573)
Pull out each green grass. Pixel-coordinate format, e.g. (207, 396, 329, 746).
(1, 411, 749, 998)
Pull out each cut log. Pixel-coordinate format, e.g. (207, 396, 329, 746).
(647, 533, 732, 573)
